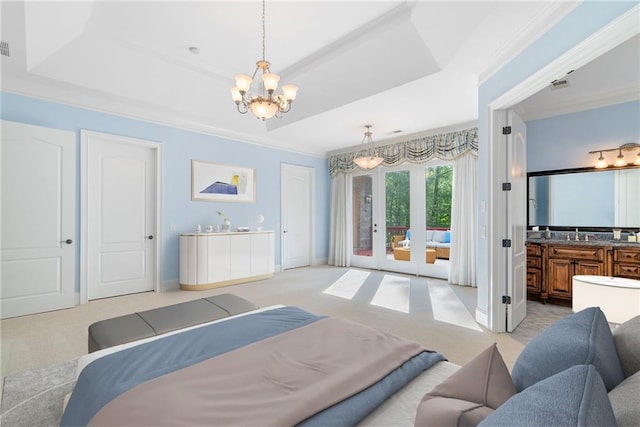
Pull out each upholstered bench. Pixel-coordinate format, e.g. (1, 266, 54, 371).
(87, 293, 258, 353)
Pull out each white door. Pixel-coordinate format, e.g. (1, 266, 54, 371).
(281, 164, 313, 269)
(506, 110, 527, 332)
(82, 131, 158, 300)
(1, 121, 76, 319)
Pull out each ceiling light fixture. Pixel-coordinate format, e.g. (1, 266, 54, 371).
(353, 125, 383, 170)
(589, 143, 640, 168)
(230, 0, 298, 121)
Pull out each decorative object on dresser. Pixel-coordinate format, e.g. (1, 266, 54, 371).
(179, 231, 274, 290)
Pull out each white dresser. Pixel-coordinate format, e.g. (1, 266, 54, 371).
(179, 231, 275, 290)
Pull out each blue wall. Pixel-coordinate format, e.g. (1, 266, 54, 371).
(1, 92, 331, 290)
(476, 0, 637, 330)
(527, 101, 640, 172)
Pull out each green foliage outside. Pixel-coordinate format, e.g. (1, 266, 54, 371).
(385, 170, 410, 227)
(384, 165, 453, 229)
(425, 165, 453, 228)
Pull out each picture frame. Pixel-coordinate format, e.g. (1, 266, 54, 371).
(191, 160, 256, 203)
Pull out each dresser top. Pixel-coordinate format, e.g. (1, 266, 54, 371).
(182, 230, 274, 236)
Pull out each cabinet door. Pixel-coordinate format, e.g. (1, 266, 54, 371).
(179, 236, 198, 285)
(251, 233, 274, 276)
(575, 261, 605, 276)
(207, 235, 231, 283)
(526, 269, 541, 293)
(230, 234, 252, 279)
(547, 259, 573, 300)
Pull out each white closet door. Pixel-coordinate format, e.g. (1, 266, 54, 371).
(1, 121, 76, 319)
(83, 131, 158, 300)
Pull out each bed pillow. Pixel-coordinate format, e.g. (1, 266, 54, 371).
(479, 365, 616, 427)
(612, 315, 640, 378)
(608, 370, 640, 427)
(511, 306, 624, 392)
(415, 343, 515, 427)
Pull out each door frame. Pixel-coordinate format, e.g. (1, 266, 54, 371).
(280, 163, 315, 270)
(483, 8, 638, 331)
(79, 130, 163, 304)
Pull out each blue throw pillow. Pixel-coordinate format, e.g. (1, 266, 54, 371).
(405, 229, 411, 240)
(442, 231, 451, 243)
(511, 307, 624, 392)
(479, 365, 616, 427)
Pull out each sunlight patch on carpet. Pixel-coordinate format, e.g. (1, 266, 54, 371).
(323, 269, 369, 299)
(371, 274, 410, 313)
(427, 281, 482, 331)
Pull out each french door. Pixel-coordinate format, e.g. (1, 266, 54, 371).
(350, 163, 450, 279)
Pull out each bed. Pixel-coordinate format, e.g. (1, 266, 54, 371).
(61, 305, 459, 426)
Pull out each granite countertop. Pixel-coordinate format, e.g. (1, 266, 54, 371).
(526, 237, 640, 248)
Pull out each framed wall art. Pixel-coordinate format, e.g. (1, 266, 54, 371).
(191, 160, 256, 203)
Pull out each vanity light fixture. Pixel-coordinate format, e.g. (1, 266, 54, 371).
(589, 143, 640, 168)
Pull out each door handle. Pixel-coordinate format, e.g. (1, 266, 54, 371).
(147, 235, 154, 240)
(283, 230, 288, 233)
(60, 239, 73, 245)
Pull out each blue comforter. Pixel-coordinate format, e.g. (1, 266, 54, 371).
(61, 306, 445, 426)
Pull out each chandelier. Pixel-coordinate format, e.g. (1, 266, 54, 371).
(353, 125, 384, 169)
(230, 0, 298, 120)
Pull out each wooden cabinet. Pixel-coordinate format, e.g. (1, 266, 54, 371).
(180, 231, 274, 290)
(526, 243, 542, 295)
(613, 247, 640, 278)
(546, 245, 607, 304)
(527, 240, 640, 306)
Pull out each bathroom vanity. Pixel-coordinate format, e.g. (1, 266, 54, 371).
(526, 239, 640, 306)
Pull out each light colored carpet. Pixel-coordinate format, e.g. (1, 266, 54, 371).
(0, 265, 570, 426)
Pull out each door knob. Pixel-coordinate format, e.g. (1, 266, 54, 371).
(60, 239, 73, 245)
(147, 235, 154, 240)
(283, 230, 288, 233)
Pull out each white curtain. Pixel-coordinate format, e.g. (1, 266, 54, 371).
(449, 153, 478, 286)
(328, 173, 351, 266)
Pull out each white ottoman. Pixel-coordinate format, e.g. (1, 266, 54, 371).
(572, 275, 640, 324)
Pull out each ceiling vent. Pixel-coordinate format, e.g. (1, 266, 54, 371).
(550, 78, 569, 90)
(1, 41, 9, 57)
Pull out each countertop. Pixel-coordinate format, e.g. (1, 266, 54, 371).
(526, 237, 640, 248)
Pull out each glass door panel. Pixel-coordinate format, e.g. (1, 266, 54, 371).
(352, 175, 373, 258)
(385, 170, 410, 260)
(419, 164, 452, 279)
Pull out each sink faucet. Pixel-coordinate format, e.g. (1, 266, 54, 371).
(575, 228, 580, 241)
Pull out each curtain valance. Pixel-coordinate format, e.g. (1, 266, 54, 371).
(328, 127, 478, 177)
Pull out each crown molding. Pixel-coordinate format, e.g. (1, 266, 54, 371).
(1, 75, 327, 158)
(490, 4, 640, 110)
(478, 1, 581, 85)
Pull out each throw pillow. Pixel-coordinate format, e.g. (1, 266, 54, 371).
(432, 230, 445, 243)
(511, 306, 624, 392)
(612, 315, 640, 378)
(426, 230, 434, 241)
(443, 231, 451, 243)
(415, 343, 515, 427)
(479, 365, 617, 427)
(608, 370, 640, 427)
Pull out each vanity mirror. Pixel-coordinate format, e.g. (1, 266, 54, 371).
(528, 166, 640, 230)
